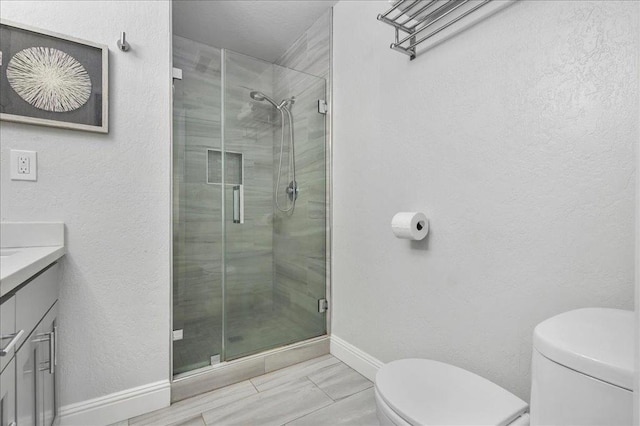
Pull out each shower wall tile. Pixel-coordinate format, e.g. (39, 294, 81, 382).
(223, 51, 277, 351)
(276, 10, 331, 80)
(225, 52, 273, 322)
(273, 9, 330, 337)
(173, 36, 222, 124)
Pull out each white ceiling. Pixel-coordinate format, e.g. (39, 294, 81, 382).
(172, 1, 339, 63)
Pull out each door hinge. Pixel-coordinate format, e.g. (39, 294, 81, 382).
(172, 329, 183, 341)
(317, 100, 328, 115)
(173, 67, 183, 81)
(318, 298, 329, 313)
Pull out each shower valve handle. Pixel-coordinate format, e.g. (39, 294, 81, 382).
(286, 181, 299, 202)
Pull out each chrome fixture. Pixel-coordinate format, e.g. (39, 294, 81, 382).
(317, 100, 328, 115)
(318, 299, 328, 313)
(249, 91, 298, 213)
(117, 31, 130, 52)
(287, 180, 299, 202)
(0, 330, 24, 356)
(378, 0, 494, 60)
(249, 91, 294, 111)
(233, 185, 242, 223)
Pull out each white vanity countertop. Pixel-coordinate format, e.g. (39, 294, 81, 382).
(0, 222, 65, 298)
(1, 246, 65, 297)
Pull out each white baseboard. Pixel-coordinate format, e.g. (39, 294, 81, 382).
(56, 338, 375, 425)
(330, 335, 384, 382)
(59, 380, 170, 426)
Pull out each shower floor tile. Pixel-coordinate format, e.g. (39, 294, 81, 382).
(126, 355, 378, 426)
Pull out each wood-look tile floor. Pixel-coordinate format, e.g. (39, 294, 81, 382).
(122, 355, 380, 426)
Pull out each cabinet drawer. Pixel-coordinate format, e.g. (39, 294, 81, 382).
(0, 356, 16, 426)
(0, 296, 16, 373)
(16, 263, 59, 348)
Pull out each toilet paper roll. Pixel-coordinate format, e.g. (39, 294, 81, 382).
(391, 212, 429, 240)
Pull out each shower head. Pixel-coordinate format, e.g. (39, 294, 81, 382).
(249, 91, 296, 111)
(249, 91, 266, 101)
(250, 91, 281, 109)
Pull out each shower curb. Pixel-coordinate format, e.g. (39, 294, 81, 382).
(170, 335, 329, 402)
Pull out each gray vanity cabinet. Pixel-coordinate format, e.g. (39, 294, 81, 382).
(15, 336, 36, 426)
(1, 295, 17, 426)
(0, 358, 16, 426)
(1, 262, 59, 426)
(36, 306, 57, 426)
(15, 306, 58, 426)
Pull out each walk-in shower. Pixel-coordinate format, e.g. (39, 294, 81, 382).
(172, 37, 328, 377)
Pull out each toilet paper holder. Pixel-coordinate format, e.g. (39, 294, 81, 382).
(391, 212, 429, 240)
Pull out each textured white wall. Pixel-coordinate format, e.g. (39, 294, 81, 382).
(636, 14, 640, 419)
(333, 0, 638, 401)
(0, 1, 171, 407)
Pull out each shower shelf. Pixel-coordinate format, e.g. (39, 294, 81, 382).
(377, 0, 507, 60)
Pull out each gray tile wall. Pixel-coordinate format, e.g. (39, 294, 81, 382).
(276, 10, 331, 80)
(272, 10, 331, 335)
(223, 51, 277, 359)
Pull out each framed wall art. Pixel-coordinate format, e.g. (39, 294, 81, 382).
(0, 19, 108, 133)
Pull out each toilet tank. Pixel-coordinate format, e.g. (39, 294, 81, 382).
(530, 308, 634, 426)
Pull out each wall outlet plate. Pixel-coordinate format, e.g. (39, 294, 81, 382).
(10, 150, 37, 181)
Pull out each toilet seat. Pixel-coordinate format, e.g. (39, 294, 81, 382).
(375, 359, 529, 426)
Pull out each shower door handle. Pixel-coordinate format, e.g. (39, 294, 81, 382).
(233, 185, 243, 224)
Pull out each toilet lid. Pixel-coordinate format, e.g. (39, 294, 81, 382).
(375, 359, 528, 426)
(533, 308, 634, 391)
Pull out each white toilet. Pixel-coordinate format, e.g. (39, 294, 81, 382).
(375, 308, 634, 426)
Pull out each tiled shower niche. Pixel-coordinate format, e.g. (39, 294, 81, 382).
(207, 149, 243, 186)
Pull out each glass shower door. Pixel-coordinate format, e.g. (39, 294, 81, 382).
(172, 37, 224, 375)
(173, 42, 328, 376)
(223, 51, 327, 360)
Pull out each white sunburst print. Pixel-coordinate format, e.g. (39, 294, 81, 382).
(6, 47, 92, 112)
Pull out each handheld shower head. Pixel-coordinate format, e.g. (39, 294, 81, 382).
(250, 91, 281, 109)
(249, 91, 265, 101)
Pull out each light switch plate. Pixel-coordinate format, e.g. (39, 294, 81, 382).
(10, 150, 37, 181)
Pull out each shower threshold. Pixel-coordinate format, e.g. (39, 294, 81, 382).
(171, 335, 329, 402)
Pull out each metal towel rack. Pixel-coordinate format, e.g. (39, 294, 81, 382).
(378, 0, 493, 60)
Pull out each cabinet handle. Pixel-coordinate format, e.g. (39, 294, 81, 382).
(0, 329, 24, 356)
(233, 185, 241, 223)
(34, 330, 55, 374)
(51, 326, 57, 374)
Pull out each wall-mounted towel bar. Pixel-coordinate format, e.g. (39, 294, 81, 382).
(378, 0, 499, 60)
